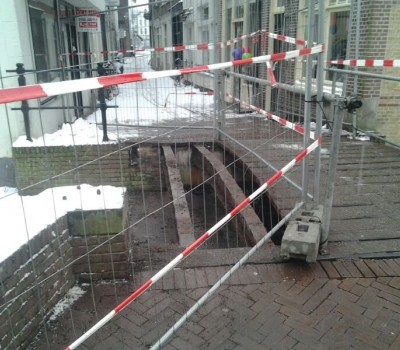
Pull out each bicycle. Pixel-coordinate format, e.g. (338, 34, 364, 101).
(101, 60, 120, 101)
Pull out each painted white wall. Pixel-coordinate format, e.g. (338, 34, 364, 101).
(0, 1, 106, 159)
(0, 1, 35, 158)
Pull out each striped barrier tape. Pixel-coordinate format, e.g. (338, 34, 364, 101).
(226, 93, 317, 140)
(328, 59, 400, 67)
(0, 44, 324, 105)
(59, 30, 308, 57)
(65, 136, 321, 350)
(266, 61, 277, 87)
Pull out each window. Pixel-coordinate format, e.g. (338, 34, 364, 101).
(297, 1, 350, 83)
(203, 6, 209, 20)
(327, 11, 349, 80)
(328, 11, 349, 60)
(29, 6, 56, 82)
(235, 5, 244, 19)
(226, 8, 232, 40)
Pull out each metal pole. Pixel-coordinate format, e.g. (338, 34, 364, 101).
(313, 0, 326, 204)
(320, 98, 346, 253)
(225, 70, 336, 102)
(96, 63, 109, 141)
(326, 67, 400, 82)
(213, 0, 224, 142)
(16, 63, 32, 141)
(302, 0, 315, 202)
(352, 0, 361, 139)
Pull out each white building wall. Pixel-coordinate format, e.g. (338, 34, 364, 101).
(182, 0, 217, 91)
(0, 1, 35, 158)
(0, 1, 105, 161)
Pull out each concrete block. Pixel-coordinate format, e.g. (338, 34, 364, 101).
(280, 220, 321, 263)
(294, 204, 324, 223)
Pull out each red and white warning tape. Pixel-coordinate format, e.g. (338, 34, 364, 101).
(328, 59, 400, 67)
(266, 61, 277, 87)
(226, 93, 316, 140)
(0, 45, 323, 105)
(65, 136, 321, 350)
(59, 30, 308, 57)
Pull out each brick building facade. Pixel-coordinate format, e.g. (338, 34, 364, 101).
(149, 0, 400, 143)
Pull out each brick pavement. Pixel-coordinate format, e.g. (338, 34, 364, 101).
(30, 259, 400, 349)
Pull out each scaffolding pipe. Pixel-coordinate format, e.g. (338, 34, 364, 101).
(224, 70, 336, 102)
(326, 67, 400, 82)
(213, 0, 225, 141)
(313, 0, 326, 204)
(150, 202, 304, 350)
(320, 98, 346, 251)
(302, 0, 315, 202)
(353, 0, 361, 139)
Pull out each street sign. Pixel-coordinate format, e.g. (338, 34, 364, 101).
(76, 16, 101, 32)
(105, 0, 120, 6)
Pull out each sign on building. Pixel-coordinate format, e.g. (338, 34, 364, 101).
(105, 0, 120, 6)
(76, 16, 101, 32)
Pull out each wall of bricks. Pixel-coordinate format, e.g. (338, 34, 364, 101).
(347, 0, 400, 143)
(68, 203, 129, 282)
(0, 218, 75, 349)
(13, 143, 165, 195)
(0, 192, 128, 348)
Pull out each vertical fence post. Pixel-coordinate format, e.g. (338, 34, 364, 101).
(96, 63, 109, 142)
(313, 0, 326, 204)
(213, 0, 225, 141)
(16, 63, 33, 142)
(320, 97, 346, 253)
(214, 70, 225, 141)
(302, 0, 315, 203)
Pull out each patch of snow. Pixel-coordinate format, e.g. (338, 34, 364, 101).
(49, 285, 86, 321)
(0, 184, 125, 262)
(13, 118, 119, 147)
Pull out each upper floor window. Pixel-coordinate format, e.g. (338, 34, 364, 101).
(235, 5, 244, 19)
(327, 11, 349, 80)
(203, 6, 209, 20)
(297, 1, 350, 84)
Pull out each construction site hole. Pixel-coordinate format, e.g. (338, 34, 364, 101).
(212, 144, 284, 246)
(176, 145, 283, 247)
(175, 146, 250, 249)
(126, 143, 283, 273)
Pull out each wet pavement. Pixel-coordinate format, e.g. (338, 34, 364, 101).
(31, 258, 400, 349)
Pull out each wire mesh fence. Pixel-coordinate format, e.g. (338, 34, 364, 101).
(1, 1, 400, 349)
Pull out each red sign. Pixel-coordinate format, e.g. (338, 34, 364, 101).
(76, 16, 100, 32)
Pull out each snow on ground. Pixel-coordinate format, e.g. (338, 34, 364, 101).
(49, 285, 87, 321)
(0, 184, 125, 262)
